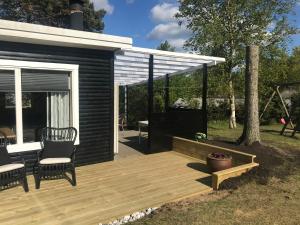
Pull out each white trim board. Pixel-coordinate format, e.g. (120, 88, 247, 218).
(0, 59, 80, 153)
(0, 59, 78, 71)
(0, 19, 132, 50)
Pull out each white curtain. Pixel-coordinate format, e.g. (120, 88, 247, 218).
(47, 92, 70, 128)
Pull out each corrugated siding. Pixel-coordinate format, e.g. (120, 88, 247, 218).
(0, 41, 114, 167)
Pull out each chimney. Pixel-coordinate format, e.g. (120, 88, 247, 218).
(69, 0, 84, 30)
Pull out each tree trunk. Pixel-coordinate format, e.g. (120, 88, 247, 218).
(239, 45, 261, 145)
(229, 78, 237, 128)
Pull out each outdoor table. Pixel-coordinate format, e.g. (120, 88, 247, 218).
(138, 120, 148, 144)
(0, 127, 16, 143)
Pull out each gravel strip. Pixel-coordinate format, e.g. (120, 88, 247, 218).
(100, 207, 158, 225)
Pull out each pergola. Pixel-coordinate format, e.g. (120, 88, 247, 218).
(114, 47, 226, 151)
(115, 47, 225, 85)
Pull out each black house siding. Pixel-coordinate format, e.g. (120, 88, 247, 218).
(0, 41, 115, 168)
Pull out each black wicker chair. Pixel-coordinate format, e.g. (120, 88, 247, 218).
(34, 127, 77, 189)
(0, 135, 29, 192)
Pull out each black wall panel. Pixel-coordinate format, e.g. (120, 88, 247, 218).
(0, 41, 114, 167)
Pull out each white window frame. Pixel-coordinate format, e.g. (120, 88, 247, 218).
(0, 59, 79, 153)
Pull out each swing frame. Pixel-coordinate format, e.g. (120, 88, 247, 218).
(260, 81, 300, 136)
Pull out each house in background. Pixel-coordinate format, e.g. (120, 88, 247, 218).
(0, 1, 225, 168)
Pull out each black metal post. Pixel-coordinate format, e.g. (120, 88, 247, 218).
(147, 54, 154, 153)
(202, 64, 208, 135)
(124, 85, 128, 126)
(164, 74, 170, 112)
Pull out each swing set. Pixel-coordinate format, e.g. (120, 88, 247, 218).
(260, 81, 300, 137)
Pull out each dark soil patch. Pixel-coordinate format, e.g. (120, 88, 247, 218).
(205, 139, 300, 189)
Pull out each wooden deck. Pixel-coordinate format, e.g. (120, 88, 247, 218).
(0, 151, 212, 225)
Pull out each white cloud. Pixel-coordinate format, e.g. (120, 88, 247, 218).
(150, 3, 178, 22)
(147, 22, 190, 40)
(91, 0, 114, 15)
(147, 2, 191, 50)
(168, 38, 187, 49)
(267, 21, 276, 31)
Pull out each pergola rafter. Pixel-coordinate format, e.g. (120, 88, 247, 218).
(114, 47, 225, 86)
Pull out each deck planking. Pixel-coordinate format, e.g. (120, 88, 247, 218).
(0, 151, 211, 225)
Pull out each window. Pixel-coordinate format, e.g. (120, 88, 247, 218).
(0, 70, 16, 145)
(0, 60, 79, 153)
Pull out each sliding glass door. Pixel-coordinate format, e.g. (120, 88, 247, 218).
(21, 69, 71, 143)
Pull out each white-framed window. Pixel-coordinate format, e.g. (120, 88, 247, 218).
(0, 59, 79, 153)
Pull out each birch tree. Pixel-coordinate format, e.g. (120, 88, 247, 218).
(177, 0, 298, 128)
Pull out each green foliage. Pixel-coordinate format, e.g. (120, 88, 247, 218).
(195, 132, 207, 142)
(189, 98, 201, 109)
(83, 0, 105, 32)
(127, 84, 148, 126)
(169, 73, 202, 106)
(125, 45, 300, 126)
(291, 93, 300, 124)
(153, 79, 165, 112)
(177, 0, 298, 125)
(0, 0, 105, 32)
(157, 40, 175, 52)
(289, 47, 300, 81)
(177, 0, 298, 72)
(207, 101, 230, 121)
(259, 46, 300, 124)
(153, 95, 164, 112)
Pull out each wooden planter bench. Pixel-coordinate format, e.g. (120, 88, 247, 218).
(170, 136, 259, 190)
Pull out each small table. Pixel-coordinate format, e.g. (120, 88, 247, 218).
(138, 120, 148, 144)
(0, 127, 16, 143)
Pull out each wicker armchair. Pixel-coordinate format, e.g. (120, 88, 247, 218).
(34, 127, 77, 189)
(0, 135, 29, 192)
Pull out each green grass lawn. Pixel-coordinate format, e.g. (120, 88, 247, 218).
(208, 120, 300, 150)
(128, 121, 300, 225)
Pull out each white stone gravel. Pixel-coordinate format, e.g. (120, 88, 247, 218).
(99, 207, 158, 225)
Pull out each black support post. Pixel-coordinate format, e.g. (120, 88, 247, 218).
(202, 64, 208, 135)
(124, 85, 128, 126)
(164, 74, 170, 112)
(147, 54, 154, 153)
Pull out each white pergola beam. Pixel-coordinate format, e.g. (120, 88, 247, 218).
(114, 47, 225, 85)
(121, 47, 225, 62)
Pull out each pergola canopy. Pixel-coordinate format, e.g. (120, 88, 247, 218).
(114, 47, 226, 86)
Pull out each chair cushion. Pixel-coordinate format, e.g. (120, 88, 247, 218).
(0, 146, 11, 166)
(40, 158, 71, 165)
(0, 163, 24, 173)
(42, 140, 74, 158)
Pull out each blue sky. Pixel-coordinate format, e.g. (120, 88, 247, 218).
(92, 0, 300, 51)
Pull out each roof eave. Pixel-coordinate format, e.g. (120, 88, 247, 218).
(0, 19, 132, 50)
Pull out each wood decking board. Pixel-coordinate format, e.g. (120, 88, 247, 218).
(0, 151, 211, 225)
